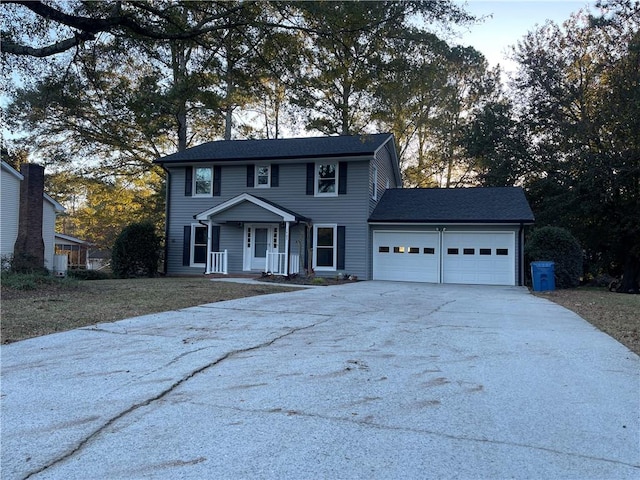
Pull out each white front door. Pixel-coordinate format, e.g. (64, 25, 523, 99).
(244, 224, 279, 271)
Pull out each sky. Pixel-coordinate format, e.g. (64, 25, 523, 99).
(452, 0, 597, 73)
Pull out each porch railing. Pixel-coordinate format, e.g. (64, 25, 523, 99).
(266, 252, 300, 276)
(208, 250, 228, 275)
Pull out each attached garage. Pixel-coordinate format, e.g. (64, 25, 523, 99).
(369, 188, 535, 286)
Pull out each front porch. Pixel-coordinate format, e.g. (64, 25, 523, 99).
(195, 194, 310, 277)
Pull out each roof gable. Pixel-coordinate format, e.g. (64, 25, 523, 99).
(194, 193, 309, 222)
(369, 187, 535, 224)
(155, 133, 395, 164)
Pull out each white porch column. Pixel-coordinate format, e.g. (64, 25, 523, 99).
(284, 221, 290, 276)
(206, 219, 213, 274)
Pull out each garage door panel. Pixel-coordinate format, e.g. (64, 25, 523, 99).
(374, 230, 516, 286)
(373, 232, 439, 283)
(443, 232, 515, 286)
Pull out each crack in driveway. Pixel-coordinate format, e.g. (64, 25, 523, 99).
(212, 403, 640, 470)
(22, 318, 331, 480)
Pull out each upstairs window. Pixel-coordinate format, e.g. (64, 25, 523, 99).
(194, 167, 212, 196)
(256, 165, 270, 188)
(316, 163, 337, 196)
(307, 162, 346, 196)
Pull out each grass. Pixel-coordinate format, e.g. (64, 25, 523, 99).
(1, 276, 299, 344)
(535, 287, 639, 355)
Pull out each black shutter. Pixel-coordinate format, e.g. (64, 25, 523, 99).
(338, 162, 347, 195)
(183, 225, 191, 266)
(271, 164, 279, 187)
(213, 166, 221, 196)
(211, 225, 220, 252)
(337, 226, 345, 270)
(185, 167, 193, 196)
(306, 163, 315, 195)
(246, 165, 254, 187)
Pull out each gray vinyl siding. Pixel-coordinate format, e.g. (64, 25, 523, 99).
(219, 225, 244, 273)
(367, 224, 523, 285)
(165, 157, 375, 277)
(358, 143, 401, 279)
(1, 166, 21, 258)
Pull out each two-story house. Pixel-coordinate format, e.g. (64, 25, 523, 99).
(1, 161, 65, 272)
(154, 133, 534, 285)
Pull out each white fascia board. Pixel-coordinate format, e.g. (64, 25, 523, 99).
(1, 161, 24, 180)
(55, 233, 91, 245)
(44, 193, 65, 213)
(373, 135, 402, 188)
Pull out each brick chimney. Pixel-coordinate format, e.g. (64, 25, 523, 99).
(13, 163, 45, 271)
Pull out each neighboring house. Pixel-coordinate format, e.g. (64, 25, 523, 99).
(154, 134, 534, 286)
(1, 161, 65, 271)
(55, 233, 90, 269)
(87, 250, 111, 271)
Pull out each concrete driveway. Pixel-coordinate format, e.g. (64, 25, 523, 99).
(1, 281, 638, 479)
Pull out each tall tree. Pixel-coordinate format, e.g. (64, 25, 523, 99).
(461, 99, 532, 187)
(396, 45, 498, 187)
(512, 4, 640, 290)
(290, 0, 472, 136)
(373, 30, 449, 179)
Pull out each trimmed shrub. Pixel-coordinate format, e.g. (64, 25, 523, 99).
(525, 226, 583, 289)
(111, 222, 161, 279)
(1, 271, 77, 290)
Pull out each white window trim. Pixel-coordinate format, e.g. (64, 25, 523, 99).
(372, 165, 378, 200)
(255, 164, 271, 188)
(193, 166, 213, 197)
(191, 223, 207, 266)
(313, 224, 337, 271)
(315, 162, 338, 197)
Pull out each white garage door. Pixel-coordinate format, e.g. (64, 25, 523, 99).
(373, 231, 439, 282)
(442, 232, 515, 285)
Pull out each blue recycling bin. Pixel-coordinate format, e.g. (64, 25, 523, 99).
(531, 261, 555, 291)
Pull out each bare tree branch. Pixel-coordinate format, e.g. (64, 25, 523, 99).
(0, 0, 252, 57)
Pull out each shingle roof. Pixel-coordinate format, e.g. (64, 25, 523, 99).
(369, 187, 535, 223)
(155, 133, 394, 164)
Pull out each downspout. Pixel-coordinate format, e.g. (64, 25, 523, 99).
(161, 165, 171, 276)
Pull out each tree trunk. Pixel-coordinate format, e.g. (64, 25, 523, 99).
(224, 107, 233, 140)
(617, 252, 640, 294)
(172, 41, 188, 152)
(341, 79, 351, 135)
